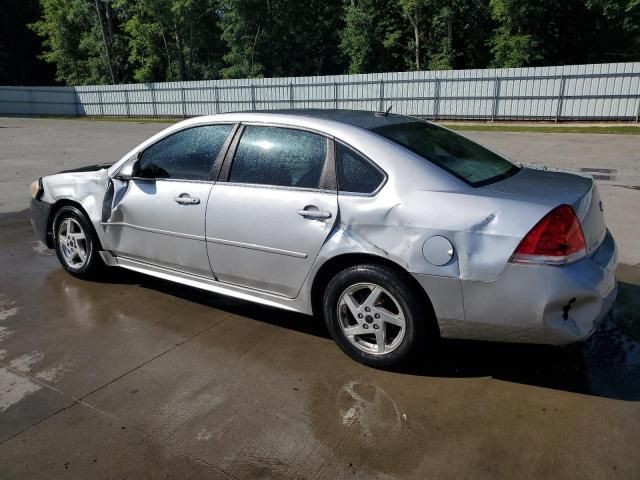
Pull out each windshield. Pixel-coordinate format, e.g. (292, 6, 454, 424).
(371, 121, 519, 187)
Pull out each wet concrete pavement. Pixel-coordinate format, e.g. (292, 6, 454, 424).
(1, 118, 640, 479)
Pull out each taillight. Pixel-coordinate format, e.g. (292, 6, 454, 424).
(511, 205, 586, 265)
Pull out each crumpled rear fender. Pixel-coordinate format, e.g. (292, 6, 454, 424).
(316, 186, 552, 283)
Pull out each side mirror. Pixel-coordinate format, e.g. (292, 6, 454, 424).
(114, 160, 136, 181)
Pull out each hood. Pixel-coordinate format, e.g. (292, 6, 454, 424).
(57, 163, 113, 174)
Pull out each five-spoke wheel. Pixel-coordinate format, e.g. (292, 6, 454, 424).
(323, 264, 429, 368)
(338, 283, 406, 355)
(53, 206, 104, 278)
(57, 217, 88, 269)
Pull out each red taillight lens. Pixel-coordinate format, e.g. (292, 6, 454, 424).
(511, 205, 586, 265)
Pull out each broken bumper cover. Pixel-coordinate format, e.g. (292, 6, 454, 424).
(30, 197, 53, 247)
(432, 229, 618, 344)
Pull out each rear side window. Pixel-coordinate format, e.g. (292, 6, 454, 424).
(229, 126, 327, 189)
(337, 144, 384, 194)
(371, 121, 519, 187)
(136, 125, 232, 180)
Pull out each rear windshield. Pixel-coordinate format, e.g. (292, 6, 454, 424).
(371, 121, 519, 187)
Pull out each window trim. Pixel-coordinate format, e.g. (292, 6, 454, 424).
(333, 139, 388, 197)
(218, 122, 337, 192)
(130, 123, 238, 183)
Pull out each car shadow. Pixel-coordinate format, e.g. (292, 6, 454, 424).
(102, 267, 640, 402)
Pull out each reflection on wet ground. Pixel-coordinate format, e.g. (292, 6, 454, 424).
(1, 209, 640, 479)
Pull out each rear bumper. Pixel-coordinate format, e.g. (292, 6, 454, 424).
(30, 198, 53, 247)
(440, 229, 618, 344)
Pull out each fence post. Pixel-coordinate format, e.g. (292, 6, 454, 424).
(150, 85, 157, 118)
(289, 83, 294, 109)
(555, 75, 565, 123)
(214, 85, 220, 114)
(74, 88, 81, 116)
(98, 90, 104, 116)
(433, 78, 440, 120)
(27, 88, 34, 116)
(124, 89, 130, 118)
(379, 79, 385, 112)
(250, 84, 256, 110)
(180, 87, 186, 117)
(334, 82, 339, 109)
(635, 93, 640, 123)
(491, 77, 501, 122)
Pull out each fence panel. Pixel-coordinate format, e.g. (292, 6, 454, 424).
(1, 62, 639, 121)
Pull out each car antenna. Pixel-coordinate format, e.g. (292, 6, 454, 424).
(375, 105, 394, 117)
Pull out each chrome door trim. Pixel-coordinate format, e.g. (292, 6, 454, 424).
(204, 236, 308, 258)
(222, 182, 337, 194)
(102, 221, 206, 241)
(115, 255, 303, 311)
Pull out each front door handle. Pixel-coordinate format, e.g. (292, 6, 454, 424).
(174, 194, 200, 205)
(297, 208, 332, 219)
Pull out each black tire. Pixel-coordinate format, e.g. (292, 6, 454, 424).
(52, 206, 105, 279)
(322, 264, 429, 368)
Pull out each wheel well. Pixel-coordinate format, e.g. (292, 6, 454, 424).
(310, 253, 437, 330)
(46, 200, 101, 249)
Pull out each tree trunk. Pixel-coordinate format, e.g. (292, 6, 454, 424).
(410, 15, 420, 71)
(160, 26, 172, 78)
(105, 2, 114, 43)
(174, 28, 186, 81)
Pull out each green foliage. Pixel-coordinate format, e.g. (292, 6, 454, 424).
(219, 0, 344, 79)
(586, 0, 640, 59)
(18, 0, 640, 85)
(30, 0, 110, 85)
(115, 0, 224, 82)
(341, 0, 407, 73)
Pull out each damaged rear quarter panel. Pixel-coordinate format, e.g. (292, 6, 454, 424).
(328, 181, 551, 283)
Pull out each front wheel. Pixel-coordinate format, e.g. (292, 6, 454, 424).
(323, 264, 428, 368)
(53, 206, 105, 279)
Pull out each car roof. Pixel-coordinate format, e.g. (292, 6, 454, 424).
(257, 109, 413, 130)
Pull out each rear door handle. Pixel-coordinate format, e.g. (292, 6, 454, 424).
(297, 208, 332, 219)
(174, 194, 200, 205)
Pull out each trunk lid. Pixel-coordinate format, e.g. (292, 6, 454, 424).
(481, 167, 607, 254)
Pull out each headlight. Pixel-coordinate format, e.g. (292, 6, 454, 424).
(30, 178, 43, 199)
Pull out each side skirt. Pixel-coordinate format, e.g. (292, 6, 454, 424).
(113, 255, 305, 314)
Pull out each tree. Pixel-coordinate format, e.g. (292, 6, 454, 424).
(220, 0, 344, 78)
(30, 0, 113, 85)
(586, 0, 640, 60)
(488, 0, 631, 67)
(114, 0, 225, 82)
(341, 0, 411, 73)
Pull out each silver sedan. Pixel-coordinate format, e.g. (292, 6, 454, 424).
(29, 110, 617, 367)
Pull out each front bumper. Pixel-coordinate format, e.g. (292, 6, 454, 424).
(444, 229, 618, 344)
(30, 197, 54, 247)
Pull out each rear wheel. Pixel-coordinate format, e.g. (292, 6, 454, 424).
(53, 206, 104, 279)
(323, 264, 427, 368)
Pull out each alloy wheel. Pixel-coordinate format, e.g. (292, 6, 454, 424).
(57, 217, 88, 269)
(337, 282, 406, 355)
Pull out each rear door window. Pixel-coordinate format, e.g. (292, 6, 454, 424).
(228, 126, 327, 189)
(136, 125, 232, 180)
(336, 144, 385, 194)
(371, 121, 519, 186)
